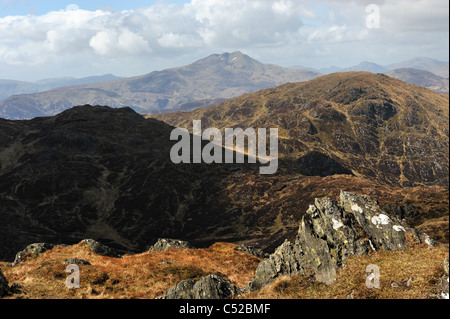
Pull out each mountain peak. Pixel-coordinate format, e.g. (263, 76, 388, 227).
(197, 51, 257, 67)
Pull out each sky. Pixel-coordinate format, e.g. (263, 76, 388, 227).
(0, 0, 448, 81)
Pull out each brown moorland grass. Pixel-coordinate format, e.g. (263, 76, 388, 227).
(242, 243, 449, 299)
(1, 242, 260, 299)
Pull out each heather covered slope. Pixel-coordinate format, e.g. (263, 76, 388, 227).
(0, 104, 448, 264)
(154, 72, 449, 188)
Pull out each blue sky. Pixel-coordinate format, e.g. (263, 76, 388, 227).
(1, 0, 189, 17)
(0, 0, 448, 81)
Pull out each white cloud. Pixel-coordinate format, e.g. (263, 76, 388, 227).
(0, 0, 448, 80)
(90, 29, 151, 56)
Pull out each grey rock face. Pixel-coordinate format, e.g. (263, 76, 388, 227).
(339, 191, 407, 251)
(159, 274, 239, 299)
(81, 239, 121, 258)
(149, 238, 193, 252)
(63, 258, 91, 265)
(235, 244, 269, 259)
(250, 240, 303, 291)
(296, 197, 370, 285)
(11, 243, 56, 266)
(250, 191, 411, 289)
(0, 269, 10, 297)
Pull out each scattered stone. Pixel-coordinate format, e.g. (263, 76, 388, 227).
(423, 235, 438, 248)
(0, 269, 11, 297)
(11, 243, 56, 266)
(63, 258, 91, 265)
(406, 277, 414, 287)
(235, 244, 269, 259)
(158, 274, 239, 299)
(391, 281, 400, 288)
(149, 238, 193, 252)
(81, 239, 121, 258)
(10, 283, 22, 294)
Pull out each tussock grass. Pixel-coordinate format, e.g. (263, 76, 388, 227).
(242, 243, 449, 299)
(1, 242, 260, 299)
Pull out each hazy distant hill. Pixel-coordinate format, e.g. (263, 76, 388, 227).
(386, 68, 449, 94)
(0, 74, 123, 100)
(291, 58, 449, 94)
(34, 74, 124, 89)
(386, 57, 449, 78)
(0, 80, 39, 100)
(341, 61, 389, 73)
(0, 52, 320, 120)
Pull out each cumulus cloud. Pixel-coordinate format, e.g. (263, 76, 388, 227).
(0, 1, 311, 60)
(0, 0, 448, 79)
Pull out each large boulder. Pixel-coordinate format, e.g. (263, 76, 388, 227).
(234, 244, 269, 259)
(149, 238, 193, 252)
(11, 243, 56, 266)
(158, 274, 239, 299)
(0, 269, 10, 297)
(250, 191, 413, 289)
(81, 239, 121, 258)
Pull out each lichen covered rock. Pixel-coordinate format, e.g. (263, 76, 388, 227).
(11, 243, 56, 266)
(149, 238, 193, 252)
(340, 191, 407, 251)
(250, 191, 415, 289)
(158, 274, 239, 299)
(81, 239, 121, 258)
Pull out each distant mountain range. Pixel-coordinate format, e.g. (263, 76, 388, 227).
(291, 57, 449, 94)
(385, 68, 449, 94)
(0, 74, 123, 100)
(292, 57, 449, 78)
(0, 53, 448, 120)
(0, 52, 320, 120)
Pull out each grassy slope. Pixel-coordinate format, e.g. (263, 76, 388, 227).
(1, 239, 447, 299)
(0, 242, 260, 299)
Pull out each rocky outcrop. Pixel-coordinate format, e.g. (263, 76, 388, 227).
(63, 258, 91, 265)
(149, 239, 193, 252)
(11, 243, 57, 266)
(250, 240, 303, 290)
(0, 269, 10, 297)
(158, 274, 240, 299)
(235, 244, 269, 259)
(250, 191, 413, 289)
(81, 239, 121, 258)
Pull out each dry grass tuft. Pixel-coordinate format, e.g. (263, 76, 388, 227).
(1, 241, 260, 299)
(242, 243, 449, 299)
